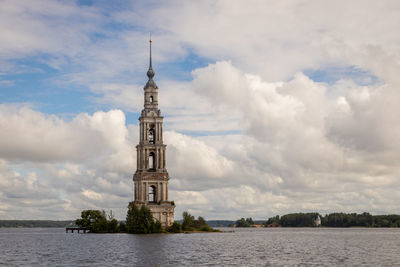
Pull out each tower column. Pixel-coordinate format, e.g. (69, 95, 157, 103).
(157, 182, 160, 202)
(164, 182, 167, 201)
(145, 123, 147, 142)
(160, 182, 163, 201)
(158, 123, 161, 142)
(141, 148, 144, 170)
(156, 122, 159, 142)
(140, 123, 143, 142)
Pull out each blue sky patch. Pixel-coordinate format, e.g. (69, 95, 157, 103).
(305, 65, 380, 86)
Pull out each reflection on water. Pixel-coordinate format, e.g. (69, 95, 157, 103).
(1, 227, 400, 266)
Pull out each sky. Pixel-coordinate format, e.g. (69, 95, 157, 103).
(1, 0, 400, 220)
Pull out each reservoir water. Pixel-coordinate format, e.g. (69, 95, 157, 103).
(1, 227, 399, 266)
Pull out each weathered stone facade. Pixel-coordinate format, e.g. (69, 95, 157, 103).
(133, 40, 175, 228)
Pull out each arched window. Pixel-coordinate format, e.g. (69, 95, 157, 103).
(149, 152, 155, 170)
(149, 185, 156, 202)
(149, 96, 153, 103)
(149, 128, 155, 144)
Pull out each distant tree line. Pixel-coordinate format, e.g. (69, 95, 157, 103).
(266, 213, 320, 227)
(262, 212, 400, 227)
(322, 213, 400, 227)
(0, 220, 74, 228)
(206, 220, 235, 227)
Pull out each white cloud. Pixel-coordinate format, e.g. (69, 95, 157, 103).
(169, 60, 400, 218)
(123, 0, 400, 81)
(3, 58, 400, 219)
(1, 0, 400, 220)
(0, 105, 133, 168)
(82, 189, 102, 201)
(0, 0, 101, 62)
(0, 106, 135, 219)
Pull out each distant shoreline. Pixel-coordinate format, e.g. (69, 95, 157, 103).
(0, 220, 74, 228)
(0, 220, 229, 228)
(0, 213, 400, 228)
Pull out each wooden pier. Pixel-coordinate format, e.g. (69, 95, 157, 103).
(65, 227, 89, 233)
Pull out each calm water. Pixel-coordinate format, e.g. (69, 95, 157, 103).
(1, 227, 400, 266)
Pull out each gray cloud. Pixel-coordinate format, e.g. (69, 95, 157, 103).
(0, 107, 135, 219)
(1, 0, 400, 220)
(168, 61, 400, 219)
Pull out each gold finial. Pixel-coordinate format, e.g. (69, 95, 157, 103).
(149, 33, 152, 43)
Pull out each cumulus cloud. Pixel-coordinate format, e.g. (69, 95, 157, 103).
(2, 60, 400, 219)
(124, 0, 400, 81)
(0, 0, 100, 63)
(0, 159, 68, 219)
(167, 60, 400, 219)
(1, 0, 400, 220)
(2, 59, 400, 219)
(0, 105, 132, 168)
(0, 106, 135, 219)
(166, 131, 235, 191)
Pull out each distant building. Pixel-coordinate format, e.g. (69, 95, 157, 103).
(315, 216, 321, 226)
(132, 39, 175, 228)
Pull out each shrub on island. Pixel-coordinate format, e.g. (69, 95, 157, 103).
(126, 202, 163, 234)
(181, 211, 218, 232)
(167, 221, 182, 233)
(165, 212, 217, 233)
(75, 210, 120, 233)
(234, 217, 255, 227)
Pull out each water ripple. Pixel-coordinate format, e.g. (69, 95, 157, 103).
(1, 228, 400, 266)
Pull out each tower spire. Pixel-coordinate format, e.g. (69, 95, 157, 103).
(145, 36, 156, 88)
(149, 34, 152, 69)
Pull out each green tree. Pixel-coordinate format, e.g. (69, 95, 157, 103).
(323, 212, 366, 227)
(126, 202, 163, 234)
(167, 221, 182, 233)
(152, 220, 163, 233)
(279, 213, 320, 227)
(107, 218, 119, 233)
(181, 211, 216, 232)
(193, 216, 206, 229)
(75, 210, 108, 233)
(246, 217, 254, 225)
(75, 210, 122, 233)
(182, 211, 195, 231)
(265, 215, 280, 226)
(119, 222, 127, 232)
(235, 218, 251, 227)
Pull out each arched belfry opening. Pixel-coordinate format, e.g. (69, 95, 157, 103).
(149, 185, 156, 203)
(149, 128, 155, 144)
(149, 152, 155, 170)
(133, 38, 175, 228)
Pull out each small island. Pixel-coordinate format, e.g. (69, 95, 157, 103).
(74, 203, 218, 234)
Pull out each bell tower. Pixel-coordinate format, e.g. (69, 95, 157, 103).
(133, 39, 175, 227)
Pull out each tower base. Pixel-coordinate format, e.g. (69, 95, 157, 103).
(134, 201, 175, 228)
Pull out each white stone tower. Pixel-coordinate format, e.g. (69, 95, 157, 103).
(133, 39, 175, 227)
